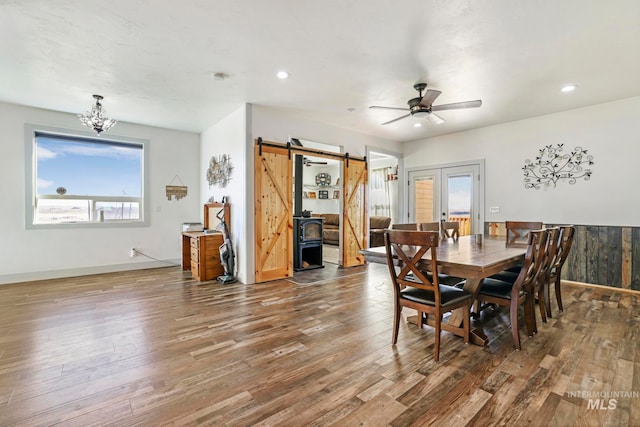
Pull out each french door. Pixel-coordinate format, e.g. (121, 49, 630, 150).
(408, 163, 482, 235)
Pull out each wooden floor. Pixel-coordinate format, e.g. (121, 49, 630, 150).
(0, 264, 638, 426)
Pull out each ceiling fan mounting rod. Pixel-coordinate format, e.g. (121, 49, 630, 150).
(413, 82, 427, 97)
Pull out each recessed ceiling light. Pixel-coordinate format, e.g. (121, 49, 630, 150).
(561, 84, 577, 93)
(276, 70, 289, 79)
(414, 123, 422, 128)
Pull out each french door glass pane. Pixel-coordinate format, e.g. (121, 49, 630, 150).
(446, 175, 472, 235)
(414, 177, 435, 223)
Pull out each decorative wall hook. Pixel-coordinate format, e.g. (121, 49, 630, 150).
(166, 174, 188, 200)
(523, 144, 593, 189)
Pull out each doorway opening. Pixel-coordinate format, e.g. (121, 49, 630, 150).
(292, 139, 342, 268)
(368, 150, 401, 246)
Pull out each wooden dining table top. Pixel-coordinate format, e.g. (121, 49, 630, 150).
(361, 234, 527, 280)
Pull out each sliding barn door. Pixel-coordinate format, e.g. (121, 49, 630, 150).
(254, 141, 293, 282)
(342, 159, 368, 267)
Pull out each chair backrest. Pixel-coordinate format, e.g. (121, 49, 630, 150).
(418, 222, 440, 232)
(539, 227, 561, 284)
(511, 229, 549, 297)
(391, 223, 419, 230)
(553, 225, 576, 271)
(384, 230, 441, 301)
(440, 220, 460, 240)
(505, 221, 543, 245)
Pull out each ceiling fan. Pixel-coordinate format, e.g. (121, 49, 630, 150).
(369, 83, 482, 125)
(303, 157, 327, 167)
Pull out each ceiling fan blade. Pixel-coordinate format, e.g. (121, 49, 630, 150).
(369, 105, 410, 112)
(381, 113, 411, 125)
(419, 89, 442, 107)
(431, 100, 482, 111)
(426, 112, 445, 125)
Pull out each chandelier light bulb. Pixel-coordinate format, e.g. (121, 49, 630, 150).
(78, 94, 117, 135)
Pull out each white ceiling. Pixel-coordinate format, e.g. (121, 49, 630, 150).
(1, 1, 639, 142)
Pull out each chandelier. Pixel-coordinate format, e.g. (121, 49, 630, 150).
(78, 94, 117, 135)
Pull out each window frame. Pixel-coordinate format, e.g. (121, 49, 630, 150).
(25, 124, 150, 229)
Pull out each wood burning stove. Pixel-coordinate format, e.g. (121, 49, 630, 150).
(293, 217, 324, 271)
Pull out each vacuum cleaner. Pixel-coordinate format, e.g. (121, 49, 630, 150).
(215, 204, 237, 284)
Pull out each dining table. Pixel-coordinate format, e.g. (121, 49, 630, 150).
(360, 234, 527, 346)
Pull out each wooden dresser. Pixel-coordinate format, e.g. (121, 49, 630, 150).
(181, 231, 224, 281)
(181, 202, 231, 282)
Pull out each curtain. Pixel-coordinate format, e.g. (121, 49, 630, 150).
(370, 167, 391, 217)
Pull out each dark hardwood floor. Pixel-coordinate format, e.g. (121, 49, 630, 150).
(0, 264, 638, 426)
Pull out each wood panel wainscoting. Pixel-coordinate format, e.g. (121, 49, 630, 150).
(486, 222, 640, 291)
(0, 264, 637, 425)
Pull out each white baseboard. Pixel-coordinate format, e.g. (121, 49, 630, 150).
(0, 259, 182, 285)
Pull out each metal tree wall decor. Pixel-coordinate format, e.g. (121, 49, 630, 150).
(207, 154, 233, 188)
(523, 144, 593, 189)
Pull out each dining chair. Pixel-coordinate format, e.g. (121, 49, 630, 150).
(391, 223, 420, 230)
(502, 221, 544, 274)
(535, 227, 560, 324)
(384, 230, 472, 361)
(415, 222, 464, 287)
(545, 225, 575, 316)
(440, 220, 460, 240)
(505, 221, 543, 245)
(477, 229, 548, 350)
(418, 222, 440, 232)
(488, 228, 559, 324)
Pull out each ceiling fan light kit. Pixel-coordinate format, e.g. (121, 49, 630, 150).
(369, 82, 481, 126)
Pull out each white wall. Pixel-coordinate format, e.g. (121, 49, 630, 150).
(250, 105, 402, 158)
(200, 105, 249, 283)
(0, 102, 200, 284)
(403, 96, 640, 227)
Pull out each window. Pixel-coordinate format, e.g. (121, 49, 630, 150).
(25, 125, 149, 228)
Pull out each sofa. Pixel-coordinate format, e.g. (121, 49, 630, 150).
(313, 213, 340, 245)
(313, 213, 391, 247)
(369, 215, 392, 247)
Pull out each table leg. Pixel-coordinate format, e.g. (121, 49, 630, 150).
(447, 277, 482, 326)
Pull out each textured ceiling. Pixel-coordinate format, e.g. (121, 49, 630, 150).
(1, 0, 639, 142)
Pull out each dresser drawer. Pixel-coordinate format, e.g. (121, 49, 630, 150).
(190, 260, 200, 279)
(190, 237, 200, 249)
(190, 246, 199, 261)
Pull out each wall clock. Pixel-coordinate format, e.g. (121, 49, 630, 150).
(315, 172, 331, 186)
